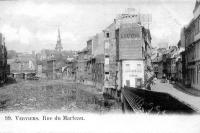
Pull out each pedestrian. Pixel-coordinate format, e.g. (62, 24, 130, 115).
(147, 83, 151, 90)
(152, 79, 156, 85)
(162, 74, 166, 83)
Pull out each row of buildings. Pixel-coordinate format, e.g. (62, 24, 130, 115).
(152, 46, 184, 81)
(75, 8, 153, 97)
(7, 8, 154, 97)
(7, 29, 77, 80)
(179, 0, 200, 90)
(152, 0, 200, 91)
(0, 33, 10, 84)
(35, 29, 78, 80)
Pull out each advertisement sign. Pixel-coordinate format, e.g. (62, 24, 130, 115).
(118, 23, 143, 60)
(120, 24, 141, 39)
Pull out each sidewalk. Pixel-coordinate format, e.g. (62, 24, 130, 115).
(152, 80, 200, 113)
(174, 82, 200, 97)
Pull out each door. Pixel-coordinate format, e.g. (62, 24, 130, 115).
(136, 78, 142, 87)
(126, 80, 130, 87)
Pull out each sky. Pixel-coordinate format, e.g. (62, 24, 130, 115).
(0, 0, 196, 53)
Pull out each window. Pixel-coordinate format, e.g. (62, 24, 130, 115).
(105, 72, 109, 74)
(136, 78, 142, 87)
(105, 42, 110, 49)
(193, 69, 195, 84)
(126, 80, 130, 87)
(105, 73, 109, 81)
(197, 65, 198, 84)
(105, 58, 109, 65)
(105, 55, 109, 58)
(198, 18, 200, 33)
(126, 64, 130, 72)
(137, 64, 142, 72)
(106, 33, 109, 38)
(198, 45, 199, 59)
(195, 19, 199, 34)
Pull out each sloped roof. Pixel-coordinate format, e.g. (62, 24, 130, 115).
(152, 56, 162, 63)
(193, 0, 200, 13)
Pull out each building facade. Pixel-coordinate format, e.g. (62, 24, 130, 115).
(8, 53, 36, 80)
(182, 0, 200, 90)
(152, 55, 163, 79)
(0, 33, 9, 83)
(76, 8, 153, 97)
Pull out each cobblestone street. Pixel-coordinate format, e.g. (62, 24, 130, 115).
(151, 80, 200, 113)
(0, 79, 121, 113)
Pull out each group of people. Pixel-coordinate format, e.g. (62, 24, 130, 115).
(146, 75, 157, 90)
(162, 73, 177, 83)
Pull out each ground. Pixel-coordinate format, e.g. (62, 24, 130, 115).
(0, 79, 121, 113)
(151, 79, 200, 113)
(1, 78, 199, 114)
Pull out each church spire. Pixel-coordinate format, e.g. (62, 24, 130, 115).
(57, 28, 61, 42)
(55, 28, 63, 52)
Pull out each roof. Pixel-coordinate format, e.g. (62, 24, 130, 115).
(104, 22, 115, 31)
(78, 47, 89, 54)
(7, 59, 15, 64)
(152, 56, 162, 63)
(94, 54, 104, 63)
(54, 60, 66, 70)
(157, 48, 167, 54)
(193, 0, 200, 13)
(8, 56, 36, 65)
(185, 18, 195, 31)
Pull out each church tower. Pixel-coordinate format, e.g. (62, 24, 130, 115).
(55, 28, 63, 52)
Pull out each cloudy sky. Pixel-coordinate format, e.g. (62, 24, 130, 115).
(0, 0, 196, 52)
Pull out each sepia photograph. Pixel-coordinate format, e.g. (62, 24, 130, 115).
(0, 0, 200, 132)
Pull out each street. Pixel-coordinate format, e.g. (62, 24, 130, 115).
(151, 80, 200, 113)
(0, 79, 121, 113)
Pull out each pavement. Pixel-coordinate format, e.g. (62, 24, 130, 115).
(175, 82, 200, 97)
(151, 80, 200, 113)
